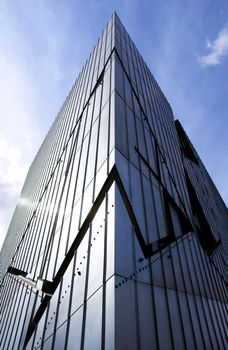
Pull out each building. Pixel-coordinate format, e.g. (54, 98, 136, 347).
(0, 12, 227, 350)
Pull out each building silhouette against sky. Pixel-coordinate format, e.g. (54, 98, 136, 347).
(0, 12, 227, 350)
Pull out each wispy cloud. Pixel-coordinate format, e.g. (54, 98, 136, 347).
(0, 33, 38, 249)
(0, 135, 30, 249)
(0, 2, 74, 249)
(198, 24, 228, 67)
(0, 135, 29, 195)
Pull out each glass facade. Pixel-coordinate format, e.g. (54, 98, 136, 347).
(0, 12, 227, 350)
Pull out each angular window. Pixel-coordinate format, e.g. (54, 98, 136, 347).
(185, 172, 219, 253)
(162, 187, 192, 241)
(175, 120, 199, 164)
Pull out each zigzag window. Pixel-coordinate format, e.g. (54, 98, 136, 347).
(163, 188, 192, 240)
(185, 172, 219, 253)
(175, 120, 199, 164)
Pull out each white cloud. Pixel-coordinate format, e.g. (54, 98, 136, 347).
(0, 135, 29, 194)
(0, 52, 38, 250)
(0, 8, 41, 249)
(0, 2, 62, 249)
(0, 2, 83, 250)
(198, 24, 228, 67)
(0, 135, 30, 250)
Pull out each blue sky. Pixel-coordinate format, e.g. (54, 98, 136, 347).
(0, 0, 227, 249)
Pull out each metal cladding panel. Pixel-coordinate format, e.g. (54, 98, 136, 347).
(0, 12, 227, 350)
(1, 13, 116, 350)
(113, 14, 227, 350)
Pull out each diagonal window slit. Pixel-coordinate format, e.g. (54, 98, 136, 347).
(23, 164, 192, 347)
